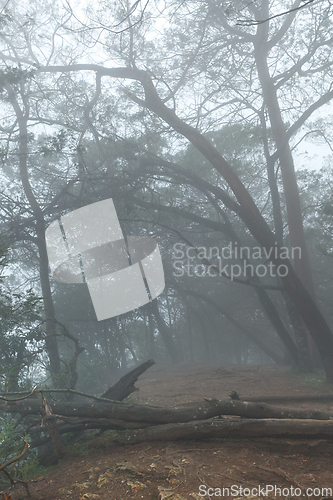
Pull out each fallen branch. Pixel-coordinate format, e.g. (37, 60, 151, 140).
(22, 388, 127, 404)
(0, 386, 37, 402)
(1, 470, 29, 499)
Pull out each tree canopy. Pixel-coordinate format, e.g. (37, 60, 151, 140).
(0, 0, 333, 386)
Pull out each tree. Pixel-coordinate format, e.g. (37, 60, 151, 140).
(0, 65, 86, 386)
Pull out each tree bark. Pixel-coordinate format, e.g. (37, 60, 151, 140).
(41, 397, 67, 459)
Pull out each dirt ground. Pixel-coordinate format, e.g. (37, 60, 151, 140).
(3, 364, 333, 500)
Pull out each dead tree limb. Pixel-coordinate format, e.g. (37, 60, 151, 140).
(29, 417, 152, 435)
(0, 386, 37, 402)
(101, 358, 155, 400)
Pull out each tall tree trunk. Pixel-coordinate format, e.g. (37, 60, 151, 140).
(216, 206, 299, 364)
(187, 301, 211, 361)
(253, 2, 314, 297)
(37, 227, 63, 382)
(9, 88, 62, 386)
(253, 1, 317, 363)
(261, 114, 312, 368)
(114, 318, 127, 371)
(146, 307, 156, 359)
(150, 299, 180, 363)
(283, 292, 313, 370)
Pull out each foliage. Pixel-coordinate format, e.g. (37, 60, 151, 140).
(0, 66, 35, 94)
(0, 242, 43, 391)
(0, 419, 46, 482)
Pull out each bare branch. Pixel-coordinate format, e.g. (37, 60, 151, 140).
(237, 0, 319, 26)
(0, 385, 37, 402)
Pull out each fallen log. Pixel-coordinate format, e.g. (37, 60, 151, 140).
(98, 418, 333, 445)
(230, 391, 333, 403)
(0, 397, 330, 423)
(29, 417, 152, 435)
(28, 419, 153, 449)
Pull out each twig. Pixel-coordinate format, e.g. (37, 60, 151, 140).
(1, 467, 31, 498)
(38, 388, 123, 403)
(0, 388, 124, 404)
(236, 0, 317, 26)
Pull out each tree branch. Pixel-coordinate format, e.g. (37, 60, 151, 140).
(237, 0, 317, 26)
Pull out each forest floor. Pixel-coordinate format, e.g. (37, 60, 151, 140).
(4, 363, 333, 500)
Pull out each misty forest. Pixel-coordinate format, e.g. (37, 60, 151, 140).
(1, 0, 333, 498)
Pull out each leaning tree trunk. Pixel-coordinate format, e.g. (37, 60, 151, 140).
(261, 115, 312, 369)
(254, 3, 315, 299)
(219, 209, 299, 364)
(253, 3, 317, 364)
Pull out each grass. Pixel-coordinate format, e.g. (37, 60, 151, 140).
(303, 371, 326, 387)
